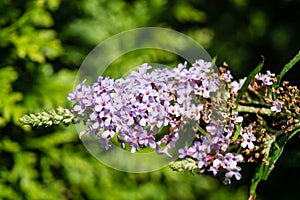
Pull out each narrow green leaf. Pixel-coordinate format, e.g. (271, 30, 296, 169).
(275, 50, 300, 88)
(233, 123, 242, 141)
(196, 124, 207, 136)
(211, 56, 217, 66)
(236, 59, 264, 106)
(259, 129, 299, 180)
(249, 127, 300, 198)
(274, 142, 280, 150)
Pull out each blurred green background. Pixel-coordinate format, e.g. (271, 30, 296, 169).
(0, 0, 299, 199)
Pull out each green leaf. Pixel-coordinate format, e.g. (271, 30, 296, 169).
(211, 56, 217, 66)
(236, 59, 264, 106)
(196, 124, 207, 136)
(275, 50, 300, 89)
(233, 123, 242, 141)
(249, 127, 300, 198)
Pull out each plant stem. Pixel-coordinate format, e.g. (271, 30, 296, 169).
(237, 105, 272, 115)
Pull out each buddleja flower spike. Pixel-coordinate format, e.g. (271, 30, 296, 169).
(20, 51, 300, 200)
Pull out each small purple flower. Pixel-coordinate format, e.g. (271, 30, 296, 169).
(224, 122, 235, 138)
(139, 114, 149, 126)
(254, 73, 262, 81)
(230, 77, 246, 94)
(198, 156, 209, 169)
(234, 116, 243, 123)
(176, 84, 192, 104)
(224, 153, 243, 168)
(167, 104, 181, 117)
(206, 120, 223, 136)
(241, 127, 256, 150)
(73, 104, 85, 115)
(223, 70, 233, 82)
(190, 104, 203, 120)
(230, 81, 239, 94)
(199, 80, 212, 98)
(192, 59, 212, 74)
(208, 165, 219, 176)
(212, 154, 225, 168)
(172, 62, 189, 81)
(225, 166, 242, 180)
(255, 70, 275, 86)
(178, 146, 190, 158)
(94, 94, 111, 112)
(102, 126, 115, 139)
(271, 101, 283, 113)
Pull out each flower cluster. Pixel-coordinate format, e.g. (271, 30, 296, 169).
(18, 50, 300, 200)
(176, 104, 247, 183)
(68, 58, 299, 184)
(68, 60, 220, 156)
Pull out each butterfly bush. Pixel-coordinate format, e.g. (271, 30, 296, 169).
(19, 51, 300, 200)
(68, 61, 212, 155)
(66, 58, 300, 184)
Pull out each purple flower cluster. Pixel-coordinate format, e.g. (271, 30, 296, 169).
(255, 70, 275, 86)
(68, 60, 262, 182)
(68, 59, 270, 183)
(68, 60, 219, 155)
(178, 111, 245, 182)
(254, 71, 285, 114)
(175, 68, 280, 181)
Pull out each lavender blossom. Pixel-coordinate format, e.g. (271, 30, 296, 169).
(69, 59, 220, 158)
(223, 70, 233, 82)
(68, 58, 248, 183)
(241, 126, 256, 149)
(271, 101, 283, 113)
(255, 70, 275, 86)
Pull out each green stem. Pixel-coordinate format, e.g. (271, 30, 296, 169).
(237, 105, 272, 115)
(240, 99, 270, 107)
(249, 183, 258, 200)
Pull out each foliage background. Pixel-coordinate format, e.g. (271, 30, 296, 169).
(0, 0, 299, 199)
